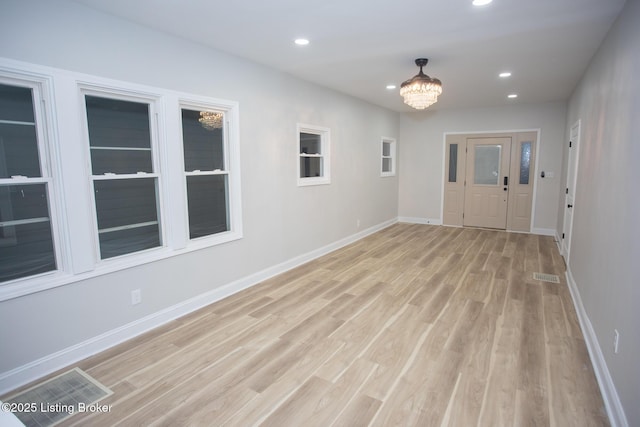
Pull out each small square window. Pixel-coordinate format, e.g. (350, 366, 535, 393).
(297, 124, 330, 186)
(381, 137, 396, 177)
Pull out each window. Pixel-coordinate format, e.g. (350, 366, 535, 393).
(381, 137, 396, 177)
(448, 143, 458, 182)
(83, 92, 162, 260)
(297, 124, 330, 186)
(519, 141, 532, 185)
(473, 145, 501, 185)
(0, 78, 58, 284)
(0, 62, 244, 299)
(181, 107, 229, 239)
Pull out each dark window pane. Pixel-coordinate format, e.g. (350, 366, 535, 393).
(0, 83, 42, 178)
(181, 109, 224, 172)
(300, 133, 321, 154)
(90, 149, 152, 175)
(93, 178, 160, 258)
(382, 142, 391, 157)
(85, 96, 152, 174)
(0, 221, 55, 282)
(99, 224, 160, 260)
(300, 157, 323, 178)
(382, 158, 392, 173)
(186, 175, 229, 239)
(519, 142, 532, 185)
(0, 184, 55, 282)
(448, 144, 458, 183)
(0, 184, 50, 222)
(0, 83, 35, 123)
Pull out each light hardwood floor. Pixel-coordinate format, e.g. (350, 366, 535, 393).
(7, 224, 609, 426)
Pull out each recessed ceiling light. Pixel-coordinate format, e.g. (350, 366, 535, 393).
(472, 0, 493, 6)
(508, 93, 518, 98)
(386, 84, 396, 90)
(499, 72, 512, 78)
(294, 38, 309, 46)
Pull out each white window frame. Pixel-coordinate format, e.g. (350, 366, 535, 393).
(0, 59, 244, 301)
(79, 85, 166, 264)
(381, 137, 396, 177)
(0, 68, 68, 299)
(297, 123, 331, 186)
(178, 98, 242, 250)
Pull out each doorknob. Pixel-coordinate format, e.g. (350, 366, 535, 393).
(567, 204, 573, 208)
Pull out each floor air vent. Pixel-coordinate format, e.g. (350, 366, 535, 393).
(5, 367, 112, 427)
(533, 272, 561, 284)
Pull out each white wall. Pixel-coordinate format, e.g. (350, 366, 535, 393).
(560, 0, 640, 424)
(0, 0, 399, 387)
(398, 102, 567, 232)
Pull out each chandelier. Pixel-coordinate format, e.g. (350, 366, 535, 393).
(198, 111, 224, 130)
(400, 58, 443, 110)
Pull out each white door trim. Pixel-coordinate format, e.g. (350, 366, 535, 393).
(561, 120, 581, 261)
(441, 129, 541, 231)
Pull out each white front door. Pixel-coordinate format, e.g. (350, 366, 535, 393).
(562, 120, 580, 260)
(463, 137, 512, 229)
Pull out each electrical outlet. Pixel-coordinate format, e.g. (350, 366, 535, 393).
(356, 219, 360, 228)
(613, 329, 620, 354)
(131, 289, 142, 305)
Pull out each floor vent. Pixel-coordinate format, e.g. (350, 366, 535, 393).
(533, 272, 561, 284)
(5, 367, 112, 427)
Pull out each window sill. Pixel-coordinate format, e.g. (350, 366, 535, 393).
(297, 177, 331, 187)
(0, 230, 243, 302)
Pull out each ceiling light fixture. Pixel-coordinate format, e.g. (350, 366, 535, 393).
(199, 111, 224, 130)
(294, 38, 309, 46)
(386, 84, 396, 90)
(508, 93, 518, 98)
(399, 58, 443, 110)
(472, 0, 493, 6)
(499, 72, 512, 78)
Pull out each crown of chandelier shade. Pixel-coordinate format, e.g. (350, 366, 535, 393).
(400, 58, 443, 110)
(199, 111, 224, 130)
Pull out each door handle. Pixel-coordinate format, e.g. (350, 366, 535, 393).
(503, 176, 508, 186)
(567, 204, 573, 208)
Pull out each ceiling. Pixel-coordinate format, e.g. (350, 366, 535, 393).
(73, 0, 626, 113)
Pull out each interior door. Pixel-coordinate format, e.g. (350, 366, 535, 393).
(562, 121, 580, 260)
(463, 137, 512, 229)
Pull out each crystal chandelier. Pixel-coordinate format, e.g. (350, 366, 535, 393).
(198, 111, 224, 130)
(400, 58, 443, 110)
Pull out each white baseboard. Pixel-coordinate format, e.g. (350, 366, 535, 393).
(398, 216, 442, 225)
(0, 218, 397, 395)
(531, 227, 556, 236)
(565, 268, 629, 427)
(399, 221, 556, 237)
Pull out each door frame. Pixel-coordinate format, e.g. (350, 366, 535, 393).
(441, 129, 541, 232)
(561, 120, 580, 261)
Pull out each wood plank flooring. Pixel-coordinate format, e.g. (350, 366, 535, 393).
(5, 224, 609, 426)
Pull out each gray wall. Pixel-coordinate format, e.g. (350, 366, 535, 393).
(561, 0, 640, 424)
(0, 0, 399, 378)
(398, 102, 567, 232)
